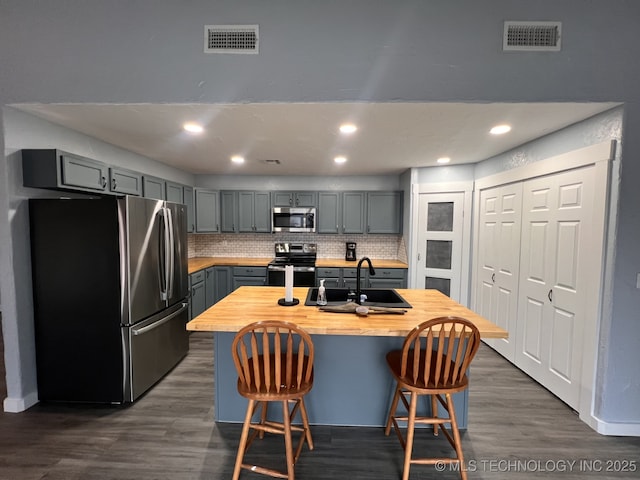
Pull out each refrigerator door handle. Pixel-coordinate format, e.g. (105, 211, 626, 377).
(159, 207, 171, 302)
(131, 303, 188, 336)
(166, 206, 175, 300)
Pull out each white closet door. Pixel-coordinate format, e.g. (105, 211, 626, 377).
(516, 166, 594, 409)
(476, 183, 523, 362)
(415, 193, 465, 301)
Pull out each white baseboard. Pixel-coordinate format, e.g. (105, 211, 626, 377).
(585, 413, 640, 436)
(3, 391, 39, 413)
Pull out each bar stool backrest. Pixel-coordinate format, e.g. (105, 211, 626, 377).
(232, 320, 314, 396)
(399, 316, 480, 390)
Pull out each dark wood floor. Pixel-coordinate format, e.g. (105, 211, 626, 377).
(1, 332, 639, 480)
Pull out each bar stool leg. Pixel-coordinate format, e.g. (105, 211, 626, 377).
(282, 399, 295, 480)
(233, 399, 255, 480)
(384, 384, 402, 435)
(446, 393, 467, 480)
(402, 392, 418, 480)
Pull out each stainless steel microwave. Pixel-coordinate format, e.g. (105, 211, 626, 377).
(272, 207, 316, 233)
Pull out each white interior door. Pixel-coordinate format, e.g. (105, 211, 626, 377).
(515, 166, 594, 409)
(475, 183, 523, 361)
(415, 193, 464, 302)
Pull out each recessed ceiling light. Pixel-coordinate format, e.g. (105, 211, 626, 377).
(437, 157, 451, 164)
(183, 122, 204, 134)
(339, 124, 358, 134)
(231, 155, 245, 164)
(490, 124, 512, 135)
(334, 156, 347, 164)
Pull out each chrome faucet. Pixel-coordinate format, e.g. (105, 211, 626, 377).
(356, 257, 376, 304)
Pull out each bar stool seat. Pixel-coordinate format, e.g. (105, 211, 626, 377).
(384, 316, 480, 480)
(231, 320, 315, 480)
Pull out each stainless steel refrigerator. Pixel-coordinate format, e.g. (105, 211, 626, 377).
(29, 195, 189, 404)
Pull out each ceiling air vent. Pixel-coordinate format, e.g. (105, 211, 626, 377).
(204, 25, 259, 54)
(503, 21, 561, 51)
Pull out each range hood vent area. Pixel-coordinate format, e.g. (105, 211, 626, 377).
(204, 24, 259, 54)
(503, 21, 562, 51)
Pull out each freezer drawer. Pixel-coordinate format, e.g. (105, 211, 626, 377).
(126, 302, 189, 401)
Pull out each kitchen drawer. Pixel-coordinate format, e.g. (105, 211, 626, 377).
(342, 268, 359, 277)
(233, 266, 267, 277)
(190, 270, 205, 284)
(316, 267, 340, 278)
(374, 268, 406, 279)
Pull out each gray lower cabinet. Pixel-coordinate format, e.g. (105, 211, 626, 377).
(315, 267, 341, 288)
(195, 188, 220, 233)
(205, 267, 216, 309)
(368, 268, 407, 288)
(143, 175, 166, 200)
(316, 267, 407, 288)
(232, 266, 267, 290)
(213, 266, 233, 303)
(109, 167, 142, 195)
(22, 149, 109, 193)
(190, 270, 206, 319)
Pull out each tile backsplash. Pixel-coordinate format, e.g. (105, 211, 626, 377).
(189, 233, 407, 263)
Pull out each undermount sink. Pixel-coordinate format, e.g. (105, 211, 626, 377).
(305, 287, 412, 308)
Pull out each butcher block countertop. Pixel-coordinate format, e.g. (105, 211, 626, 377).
(188, 257, 408, 274)
(188, 257, 273, 273)
(186, 286, 507, 339)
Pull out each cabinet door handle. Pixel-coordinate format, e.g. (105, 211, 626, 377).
(111, 178, 117, 190)
(548, 289, 553, 302)
(101, 176, 107, 188)
(492, 273, 496, 283)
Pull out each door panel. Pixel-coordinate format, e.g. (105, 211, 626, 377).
(515, 166, 594, 409)
(416, 193, 464, 301)
(475, 183, 522, 361)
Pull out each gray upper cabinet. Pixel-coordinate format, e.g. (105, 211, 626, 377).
(22, 149, 109, 193)
(272, 191, 317, 207)
(220, 191, 239, 232)
(238, 191, 271, 232)
(183, 186, 195, 233)
(109, 167, 141, 196)
(195, 188, 220, 233)
(167, 182, 195, 233)
(367, 191, 402, 234)
(342, 192, 367, 234)
(143, 175, 166, 200)
(165, 181, 184, 203)
(317, 192, 341, 234)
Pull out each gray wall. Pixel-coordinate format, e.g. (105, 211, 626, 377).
(2, 0, 640, 427)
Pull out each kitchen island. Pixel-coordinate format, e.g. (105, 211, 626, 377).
(187, 286, 507, 427)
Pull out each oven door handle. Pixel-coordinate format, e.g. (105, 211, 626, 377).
(268, 265, 316, 272)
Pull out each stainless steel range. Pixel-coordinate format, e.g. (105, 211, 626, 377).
(267, 242, 317, 287)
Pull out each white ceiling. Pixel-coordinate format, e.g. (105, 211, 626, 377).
(12, 102, 618, 176)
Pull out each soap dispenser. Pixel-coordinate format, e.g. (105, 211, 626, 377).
(316, 279, 327, 306)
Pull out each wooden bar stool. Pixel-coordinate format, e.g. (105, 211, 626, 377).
(231, 320, 315, 480)
(384, 316, 480, 480)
